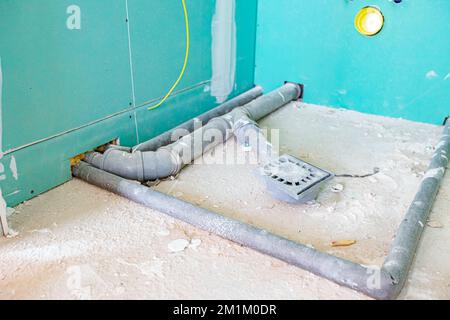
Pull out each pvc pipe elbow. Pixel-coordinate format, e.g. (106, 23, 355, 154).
(85, 149, 180, 182)
(142, 148, 182, 181)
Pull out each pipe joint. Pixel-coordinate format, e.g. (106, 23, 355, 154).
(233, 116, 258, 134)
(157, 147, 184, 177)
(86, 84, 301, 183)
(284, 82, 304, 100)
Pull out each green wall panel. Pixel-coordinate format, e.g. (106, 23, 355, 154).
(0, 112, 137, 207)
(129, 0, 258, 143)
(136, 84, 219, 143)
(255, 0, 450, 124)
(235, 0, 258, 95)
(0, 0, 133, 151)
(128, 0, 214, 107)
(0, 0, 258, 207)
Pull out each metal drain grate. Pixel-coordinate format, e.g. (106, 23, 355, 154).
(261, 155, 334, 204)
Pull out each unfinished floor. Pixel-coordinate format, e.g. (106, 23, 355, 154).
(1, 102, 449, 300)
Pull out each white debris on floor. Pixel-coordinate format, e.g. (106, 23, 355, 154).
(0, 103, 449, 300)
(168, 239, 190, 253)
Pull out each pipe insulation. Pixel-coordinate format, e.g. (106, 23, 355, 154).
(85, 84, 301, 182)
(382, 119, 450, 297)
(74, 119, 450, 300)
(133, 86, 263, 152)
(73, 161, 386, 299)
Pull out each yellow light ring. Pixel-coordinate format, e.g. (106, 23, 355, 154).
(355, 6, 384, 36)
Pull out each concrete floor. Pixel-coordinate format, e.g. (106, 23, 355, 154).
(1, 103, 449, 300)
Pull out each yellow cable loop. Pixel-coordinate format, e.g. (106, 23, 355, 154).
(148, 0, 190, 111)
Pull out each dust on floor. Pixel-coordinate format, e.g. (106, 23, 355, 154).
(1, 103, 449, 300)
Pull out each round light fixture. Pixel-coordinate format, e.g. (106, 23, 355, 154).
(355, 6, 384, 36)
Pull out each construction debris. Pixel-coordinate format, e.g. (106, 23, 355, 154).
(331, 240, 357, 247)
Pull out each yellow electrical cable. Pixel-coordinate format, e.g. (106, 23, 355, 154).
(148, 0, 190, 111)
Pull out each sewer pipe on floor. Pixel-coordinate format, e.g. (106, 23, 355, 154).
(133, 86, 264, 153)
(85, 84, 301, 182)
(381, 118, 450, 298)
(73, 161, 385, 299)
(74, 116, 450, 300)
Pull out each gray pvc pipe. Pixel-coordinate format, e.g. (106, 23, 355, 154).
(382, 120, 450, 297)
(73, 161, 386, 299)
(234, 123, 280, 166)
(85, 147, 180, 181)
(92, 86, 263, 166)
(162, 82, 301, 172)
(133, 86, 264, 153)
(240, 84, 301, 121)
(85, 83, 301, 182)
(75, 119, 450, 300)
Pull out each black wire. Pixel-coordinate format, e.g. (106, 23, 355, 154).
(335, 167, 380, 178)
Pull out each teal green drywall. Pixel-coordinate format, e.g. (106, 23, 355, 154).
(0, 0, 258, 207)
(256, 0, 450, 124)
(132, 0, 258, 141)
(0, 0, 133, 150)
